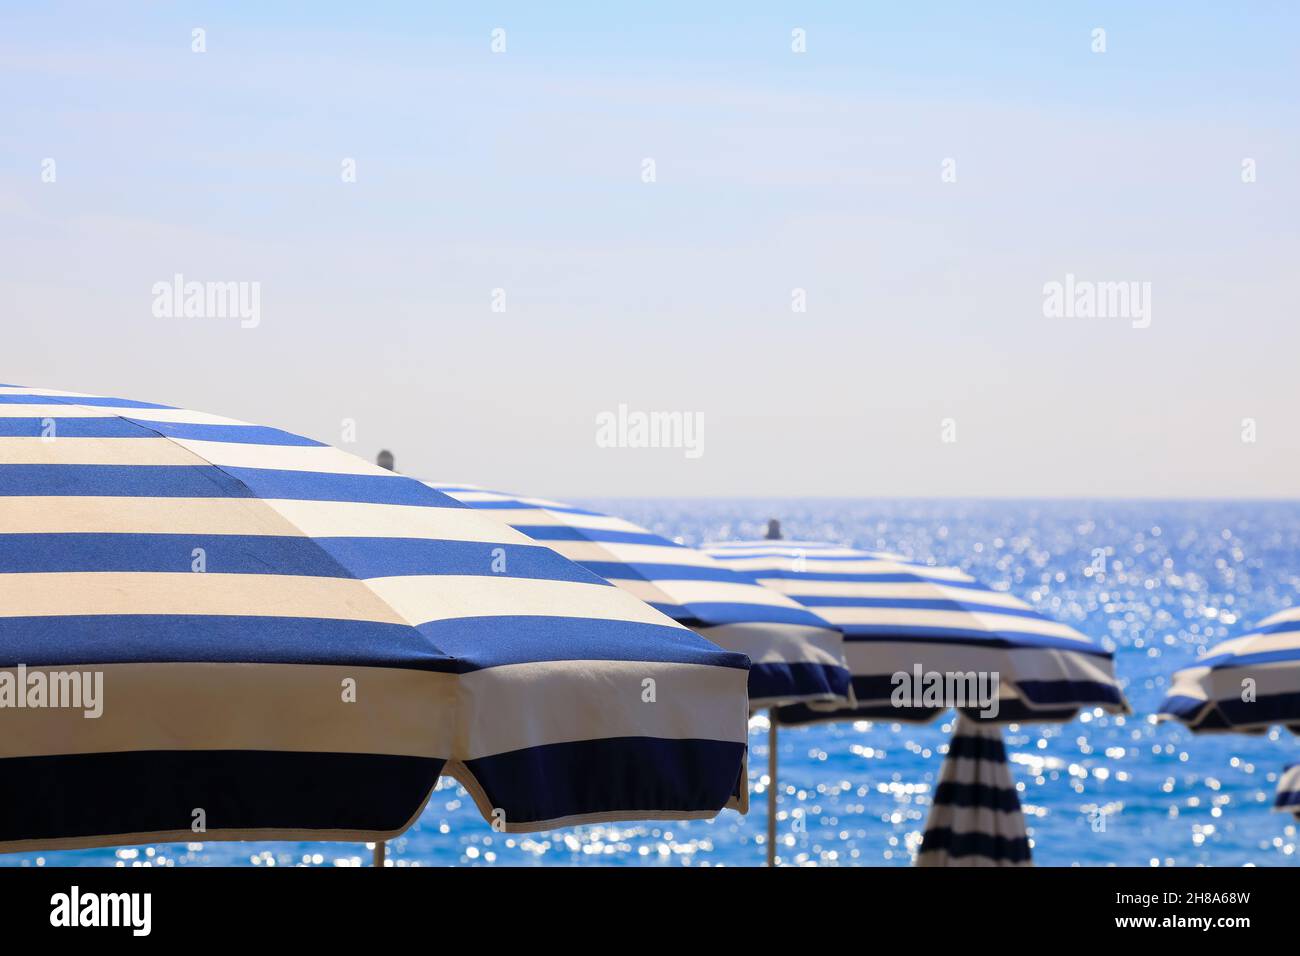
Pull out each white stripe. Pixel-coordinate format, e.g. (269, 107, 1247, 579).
(364, 574, 678, 629)
(0, 658, 746, 761)
(811, 607, 1087, 641)
(0, 437, 204, 465)
(0, 572, 676, 630)
(172, 438, 394, 475)
(538, 540, 719, 568)
(485, 508, 645, 534)
(721, 557, 974, 581)
(0, 404, 251, 426)
(698, 621, 843, 668)
(769, 580, 1031, 609)
(0, 496, 531, 544)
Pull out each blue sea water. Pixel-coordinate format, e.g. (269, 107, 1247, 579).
(6, 499, 1299, 868)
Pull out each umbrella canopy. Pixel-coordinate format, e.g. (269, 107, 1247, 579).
(1276, 763, 1300, 820)
(705, 540, 1127, 724)
(0, 385, 750, 852)
(707, 537, 1128, 866)
(915, 715, 1031, 866)
(429, 485, 851, 708)
(1159, 606, 1300, 733)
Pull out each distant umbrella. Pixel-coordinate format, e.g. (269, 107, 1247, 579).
(1160, 608, 1300, 836)
(0, 385, 750, 862)
(1160, 606, 1300, 733)
(430, 485, 851, 708)
(1275, 763, 1300, 821)
(707, 538, 1128, 865)
(432, 489, 854, 867)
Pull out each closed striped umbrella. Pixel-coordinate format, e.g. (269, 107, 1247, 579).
(1160, 606, 1300, 733)
(1276, 763, 1300, 821)
(0, 385, 750, 856)
(915, 715, 1030, 866)
(431, 485, 851, 708)
(707, 538, 1128, 865)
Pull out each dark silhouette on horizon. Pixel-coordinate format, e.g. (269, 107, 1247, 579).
(376, 450, 395, 472)
(765, 519, 782, 540)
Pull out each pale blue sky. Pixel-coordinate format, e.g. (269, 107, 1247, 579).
(2, 3, 1297, 496)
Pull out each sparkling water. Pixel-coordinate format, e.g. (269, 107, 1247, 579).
(8, 500, 1299, 867)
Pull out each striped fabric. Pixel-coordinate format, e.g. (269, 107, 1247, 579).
(916, 716, 1031, 866)
(0, 385, 750, 852)
(1160, 606, 1300, 733)
(430, 486, 851, 707)
(1275, 763, 1300, 820)
(705, 540, 1127, 725)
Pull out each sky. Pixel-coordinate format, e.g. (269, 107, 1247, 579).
(2, 2, 1297, 497)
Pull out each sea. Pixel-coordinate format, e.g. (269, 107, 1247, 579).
(6, 499, 1299, 868)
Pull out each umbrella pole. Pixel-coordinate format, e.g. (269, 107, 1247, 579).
(766, 708, 778, 867)
(373, 840, 386, 867)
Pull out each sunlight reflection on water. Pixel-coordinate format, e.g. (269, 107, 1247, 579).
(8, 500, 1300, 867)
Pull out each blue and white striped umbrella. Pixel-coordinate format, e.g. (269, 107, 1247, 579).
(0, 385, 750, 853)
(1160, 606, 1300, 733)
(707, 538, 1128, 866)
(705, 540, 1127, 724)
(1276, 763, 1300, 821)
(430, 486, 851, 708)
(915, 715, 1030, 866)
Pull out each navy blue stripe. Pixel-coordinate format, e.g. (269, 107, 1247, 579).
(919, 826, 1031, 863)
(413, 616, 750, 671)
(0, 464, 257, 498)
(946, 732, 1008, 762)
(0, 614, 747, 671)
(461, 737, 745, 825)
(776, 691, 1085, 726)
(0, 417, 324, 445)
(0, 534, 601, 583)
(0, 464, 459, 506)
(838, 626, 1114, 656)
(748, 660, 851, 703)
(1158, 694, 1207, 720)
(0, 615, 457, 670)
(846, 673, 1119, 712)
(776, 701, 946, 725)
(933, 781, 1021, 813)
(0, 750, 443, 844)
(0, 394, 175, 409)
(652, 601, 831, 630)
(516, 526, 668, 546)
(1276, 790, 1300, 809)
(1209, 691, 1300, 729)
(1017, 678, 1125, 708)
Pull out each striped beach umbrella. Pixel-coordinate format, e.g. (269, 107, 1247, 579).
(432, 489, 853, 867)
(0, 384, 750, 857)
(1159, 607, 1300, 838)
(1276, 763, 1300, 821)
(1159, 605, 1300, 733)
(914, 715, 1030, 866)
(430, 486, 851, 708)
(707, 538, 1128, 865)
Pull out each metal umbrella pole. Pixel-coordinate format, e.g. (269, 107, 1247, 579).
(766, 709, 778, 867)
